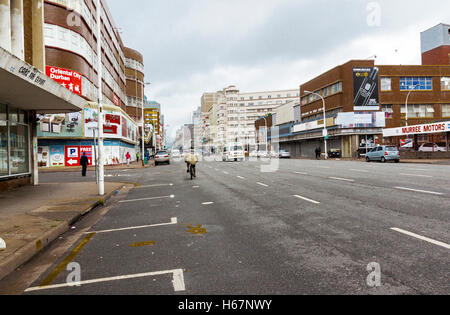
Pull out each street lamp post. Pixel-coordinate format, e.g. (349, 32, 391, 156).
(305, 90, 328, 159)
(262, 116, 268, 152)
(142, 82, 151, 166)
(405, 83, 421, 127)
(96, 0, 104, 196)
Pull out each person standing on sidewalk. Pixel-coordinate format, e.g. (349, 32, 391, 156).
(315, 147, 321, 160)
(126, 152, 131, 166)
(136, 152, 140, 163)
(80, 153, 89, 177)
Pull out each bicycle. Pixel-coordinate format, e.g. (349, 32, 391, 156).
(189, 163, 196, 180)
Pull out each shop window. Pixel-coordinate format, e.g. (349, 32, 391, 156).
(0, 121, 7, 176)
(9, 124, 29, 174)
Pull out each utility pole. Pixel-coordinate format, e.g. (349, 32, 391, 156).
(96, 0, 104, 196)
(305, 90, 328, 159)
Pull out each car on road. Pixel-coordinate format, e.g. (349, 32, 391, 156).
(418, 143, 447, 152)
(222, 142, 245, 162)
(171, 149, 181, 158)
(328, 149, 341, 159)
(155, 151, 170, 165)
(366, 145, 400, 163)
(271, 150, 291, 159)
(249, 151, 258, 158)
(258, 151, 270, 159)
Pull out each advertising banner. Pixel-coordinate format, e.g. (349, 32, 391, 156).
(353, 67, 380, 111)
(383, 121, 450, 137)
(37, 112, 83, 138)
(49, 145, 65, 167)
(80, 146, 94, 166)
(46, 66, 82, 95)
(336, 112, 386, 128)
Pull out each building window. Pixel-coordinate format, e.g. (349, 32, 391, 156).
(0, 104, 30, 177)
(442, 104, 450, 117)
(382, 105, 394, 118)
(381, 78, 392, 91)
(400, 77, 433, 91)
(401, 104, 434, 118)
(441, 77, 450, 91)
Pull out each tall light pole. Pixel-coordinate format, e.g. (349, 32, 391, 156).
(405, 83, 421, 126)
(262, 116, 268, 152)
(305, 90, 328, 159)
(142, 82, 151, 165)
(96, 0, 104, 196)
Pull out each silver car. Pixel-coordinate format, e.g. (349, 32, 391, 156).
(366, 146, 400, 163)
(155, 151, 170, 165)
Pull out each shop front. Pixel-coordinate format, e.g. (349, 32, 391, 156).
(383, 121, 450, 158)
(37, 102, 139, 168)
(0, 47, 85, 190)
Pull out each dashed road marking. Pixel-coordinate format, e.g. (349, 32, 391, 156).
(237, 176, 245, 179)
(391, 228, 450, 249)
(136, 183, 174, 188)
(400, 173, 433, 178)
(294, 171, 308, 175)
(329, 177, 355, 182)
(395, 187, 443, 196)
(256, 182, 269, 187)
(202, 202, 214, 205)
(294, 195, 320, 204)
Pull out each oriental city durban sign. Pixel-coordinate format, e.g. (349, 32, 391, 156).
(383, 121, 450, 137)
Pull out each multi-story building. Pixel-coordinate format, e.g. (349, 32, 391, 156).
(200, 86, 299, 152)
(421, 23, 450, 66)
(35, 0, 146, 168)
(143, 99, 161, 152)
(1, 0, 85, 190)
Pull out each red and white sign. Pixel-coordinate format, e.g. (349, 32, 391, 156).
(80, 146, 94, 166)
(65, 146, 80, 167)
(113, 94, 120, 106)
(46, 66, 82, 95)
(384, 121, 450, 137)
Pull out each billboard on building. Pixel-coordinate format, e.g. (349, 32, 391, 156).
(353, 67, 380, 111)
(37, 112, 83, 138)
(46, 66, 82, 95)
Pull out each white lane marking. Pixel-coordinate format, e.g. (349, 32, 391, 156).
(223, 171, 229, 175)
(329, 177, 355, 182)
(202, 202, 214, 205)
(395, 187, 443, 196)
(391, 228, 450, 250)
(136, 183, 174, 188)
(25, 269, 186, 293)
(400, 173, 433, 178)
(85, 218, 178, 234)
(294, 171, 308, 175)
(256, 182, 269, 187)
(193, 186, 200, 189)
(349, 169, 369, 173)
(119, 195, 174, 203)
(237, 176, 245, 180)
(294, 195, 320, 204)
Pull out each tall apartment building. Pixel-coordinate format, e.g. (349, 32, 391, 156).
(35, 0, 146, 168)
(200, 86, 299, 152)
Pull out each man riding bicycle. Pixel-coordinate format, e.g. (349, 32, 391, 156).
(185, 148, 199, 178)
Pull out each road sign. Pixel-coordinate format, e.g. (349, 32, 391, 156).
(65, 146, 80, 167)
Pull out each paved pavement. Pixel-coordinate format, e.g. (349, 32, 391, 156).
(1, 158, 448, 295)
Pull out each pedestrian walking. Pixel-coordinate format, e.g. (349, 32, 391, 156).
(315, 147, 321, 160)
(80, 152, 89, 177)
(136, 152, 140, 163)
(126, 152, 131, 166)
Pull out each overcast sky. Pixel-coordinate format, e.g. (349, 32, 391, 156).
(107, 0, 450, 143)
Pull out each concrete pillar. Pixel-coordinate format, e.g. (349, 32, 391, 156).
(0, 0, 12, 52)
(31, 0, 45, 71)
(10, 0, 24, 59)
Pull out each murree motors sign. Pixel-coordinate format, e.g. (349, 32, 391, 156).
(383, 121, 450, 137)
(46, 66, 82, 95)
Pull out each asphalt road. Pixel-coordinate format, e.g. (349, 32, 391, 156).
(10, 158, 450, 294)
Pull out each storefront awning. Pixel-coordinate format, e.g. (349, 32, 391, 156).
(0, 47, 85, 113)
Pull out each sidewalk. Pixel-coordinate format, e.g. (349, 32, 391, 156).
(0, 181, 131, 282)
(38, 160, 155, 173)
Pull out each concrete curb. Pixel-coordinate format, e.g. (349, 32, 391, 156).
(0, 184, 125, 282)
